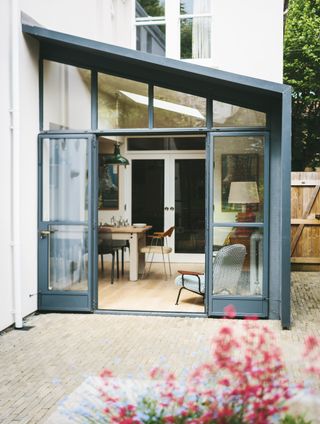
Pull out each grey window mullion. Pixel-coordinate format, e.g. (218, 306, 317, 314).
(148, 84, 154, 129)
(91, 70, 98, 130)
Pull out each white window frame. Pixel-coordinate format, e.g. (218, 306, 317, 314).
(133, 0, 214, 64)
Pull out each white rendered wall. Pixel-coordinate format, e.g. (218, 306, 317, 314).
(20, 0, 133, 47)
(212, 0, 283, 82)
(0, 0, 15, 330)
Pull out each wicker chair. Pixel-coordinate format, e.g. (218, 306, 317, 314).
(175, 244, 246, 305)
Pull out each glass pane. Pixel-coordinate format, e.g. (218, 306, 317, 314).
(136, 25, 166, 56)
(213, 137, 264, 223)
(213, 227, 263, 296)
(49, 225, 88, 291)
(154, 86, 206, 128)
(127, 136, 205, 150)
(43, 60, 91, 130)
(98, 74, 148, 129)
(213, 101, 267, 127)
(180, 0, 211, 15)
(136, 0, 165, 17)
(132, 160, 164, 235)
(175, 160, 205, 253)
(42, 138, 88, 222)
(181, 17, 211, 59)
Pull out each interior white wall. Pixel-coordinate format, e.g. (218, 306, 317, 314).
(0, 0, 15, 331)
(212, 0, 283, 82)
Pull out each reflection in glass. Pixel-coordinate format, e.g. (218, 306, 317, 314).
(127, 136, 205, 151)
(213, 101, 266, 127)
(180, 17, 211, 59)
(136, 0, 165, 17)
(136, 25, 165, 56)
(213, 137, 264, 223)
(49, 225, 88, 291)
(154, 86, 206, 128)
(132, 160, 164, 236)
(213, 227, 263, 296)
(43, 60, 91, 130)
(175, 160, 205, 253)
(180, 0, 211, 15)
(42, 139, 88, 222)
(98, 74, 148, 129)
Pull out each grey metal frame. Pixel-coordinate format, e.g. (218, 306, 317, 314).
(24, 15, 291, 325)
(37, 133, 97, 311)
(206, 131, 270, 317)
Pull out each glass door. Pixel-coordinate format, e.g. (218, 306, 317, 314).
(169, 155, 205, 262)
(38, 134, 95, 311)
(206, 132, 269, 317)
(129, 152, 205, 262)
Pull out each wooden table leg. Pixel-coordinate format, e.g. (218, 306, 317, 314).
(129, 233, 138, 281)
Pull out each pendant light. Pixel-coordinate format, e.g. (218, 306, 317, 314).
(105, 142, 129, 166)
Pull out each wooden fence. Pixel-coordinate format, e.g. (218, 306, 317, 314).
(291, 172, 320, 271)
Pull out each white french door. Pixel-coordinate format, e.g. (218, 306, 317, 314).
(126, 151, 205, 263)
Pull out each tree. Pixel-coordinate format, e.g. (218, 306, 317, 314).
(283, 0, 320, 170)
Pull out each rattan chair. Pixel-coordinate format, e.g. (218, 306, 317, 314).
(140, 226, 175, 279)
(175, 244, 246, 304)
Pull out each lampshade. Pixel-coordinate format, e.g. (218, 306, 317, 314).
(228, 181, 259, 204)
(104, 143, 129, 166)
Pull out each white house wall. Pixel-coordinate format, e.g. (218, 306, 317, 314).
(213, 0, 283, 82)
(0, 0, 14, 331)
(0, 0, 283, 330)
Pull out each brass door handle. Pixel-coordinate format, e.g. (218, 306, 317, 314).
(39, 229, 56, 239)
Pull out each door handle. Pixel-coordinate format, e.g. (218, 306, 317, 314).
(164, 207, 169, 211)
(39, 229, 56, 239)
(170, 207, 174, 211)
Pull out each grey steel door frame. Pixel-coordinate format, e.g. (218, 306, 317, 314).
(38, 133, 97, 311)
(205, 131, 270, 317)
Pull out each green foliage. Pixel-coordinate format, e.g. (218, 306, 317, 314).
(138, 0, 164, 17)
(281, 414, 312, 424)
(284, 0, 320, 170)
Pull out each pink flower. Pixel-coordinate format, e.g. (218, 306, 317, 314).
(223, 304, 236, 318)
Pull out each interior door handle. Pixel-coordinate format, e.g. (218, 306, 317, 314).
(170, 207, 174, 211)
(164, 207, 169, 211)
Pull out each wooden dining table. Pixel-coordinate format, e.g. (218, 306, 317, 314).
(99, 225, 152, 281)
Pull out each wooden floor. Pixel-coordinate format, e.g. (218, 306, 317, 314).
(98, 262, 205, 313)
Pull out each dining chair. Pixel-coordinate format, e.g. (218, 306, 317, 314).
(174, 244, 246, 304)
(98, 235, 119, 284)
(140, 226, 175, 280)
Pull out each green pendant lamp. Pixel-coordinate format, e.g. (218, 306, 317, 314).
(105, 142, 129, 166)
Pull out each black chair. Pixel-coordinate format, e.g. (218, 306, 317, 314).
(98, 237, 119, 284)
(110, 240, 129, 277)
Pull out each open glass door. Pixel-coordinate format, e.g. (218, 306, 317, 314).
(206, 132, 269, 317)
(38, 134, 95, 311)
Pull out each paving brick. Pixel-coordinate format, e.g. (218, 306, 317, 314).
(0, 271, 319, 422)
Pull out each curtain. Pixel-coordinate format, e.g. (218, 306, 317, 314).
(192, 0, 212, 59)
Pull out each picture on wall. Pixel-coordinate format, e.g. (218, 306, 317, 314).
(221, 154, 259, 212)
(98, 155, 119, 210)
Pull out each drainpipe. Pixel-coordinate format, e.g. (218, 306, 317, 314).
(10, 0, 23, 329)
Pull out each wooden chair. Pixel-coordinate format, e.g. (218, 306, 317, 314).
(140, 226, 175, 279)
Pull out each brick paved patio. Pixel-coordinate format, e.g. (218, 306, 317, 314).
(0, 272, 319, 423)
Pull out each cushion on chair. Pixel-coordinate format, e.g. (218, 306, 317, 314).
(141, 246, 172, 254)
(175, 275, 205, 293)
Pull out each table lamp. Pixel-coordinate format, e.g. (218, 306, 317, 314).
(228, 181, 260, 225)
